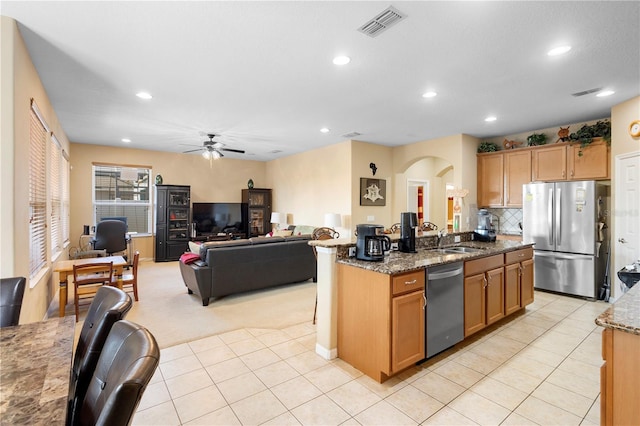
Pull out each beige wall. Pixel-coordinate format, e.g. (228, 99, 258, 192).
(70, 143, 267, 260)
(610, 96, 640, 299)
(1, 17, 72, 322)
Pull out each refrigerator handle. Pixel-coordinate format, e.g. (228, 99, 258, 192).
(556, 187, 562, 246)
(548, 188, 553, 245)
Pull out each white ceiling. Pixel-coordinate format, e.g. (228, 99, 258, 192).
(3, 1, 639, 161)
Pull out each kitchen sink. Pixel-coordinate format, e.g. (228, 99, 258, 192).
(443, 246, 485, 253)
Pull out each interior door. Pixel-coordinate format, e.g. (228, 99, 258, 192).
(614, 152, 640, 298)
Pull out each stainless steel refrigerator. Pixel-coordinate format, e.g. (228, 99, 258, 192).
(522, 180, 609, 299)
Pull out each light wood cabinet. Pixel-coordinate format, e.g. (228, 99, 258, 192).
(478, 153, 504, 207)
(464, 254, 505, 337)
(532, 139, 610, 181)
(338, 265, 425, 382)
(504, 247, 534, 315)
(478, 150, 531, 208)
(505, 150, 532, 207)
(601, 327, 640, 425)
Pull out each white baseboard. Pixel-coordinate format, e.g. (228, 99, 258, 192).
(315, 343, 337, 360)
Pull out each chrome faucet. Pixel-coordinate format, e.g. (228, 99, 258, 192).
(437, 230, 447, 248)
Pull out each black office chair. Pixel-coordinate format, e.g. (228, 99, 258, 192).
(67, 286, 133, 426)
(0, 276, 26, 327)
(91, 220, 128, 258)
(73, 320, 160, 426)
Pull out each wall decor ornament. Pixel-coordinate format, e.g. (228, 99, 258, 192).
(247, 178, 254, 189)
(155, 174, 163, 185)
(360, 178, 386, 206)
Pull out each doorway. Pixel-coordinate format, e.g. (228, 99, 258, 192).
(407, 179, 429, 223)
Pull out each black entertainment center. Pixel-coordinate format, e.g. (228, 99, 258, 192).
(192, 202, 248, 240)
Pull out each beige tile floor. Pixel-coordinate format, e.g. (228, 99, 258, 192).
(132, 290, 606, 426)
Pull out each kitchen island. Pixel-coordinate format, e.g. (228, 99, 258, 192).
(310, 232, 535, 382)
(596, 284, 640, 426)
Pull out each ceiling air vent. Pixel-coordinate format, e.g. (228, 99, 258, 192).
(358, 6, 407, 38)
(572, 87, 602, 97)
(342, 131, 362, 138)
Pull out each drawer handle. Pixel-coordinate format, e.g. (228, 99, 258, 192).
(405, 279, 417, 285)
(518, 254, 524, 257)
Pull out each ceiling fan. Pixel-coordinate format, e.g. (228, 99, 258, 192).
(182, 134, 245, 160)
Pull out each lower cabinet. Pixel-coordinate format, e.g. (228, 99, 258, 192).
(504, 247, 534, 315)
(601, 327, 640, 425)
(464, 254, 505, 337)
(338, 264, 425, 382)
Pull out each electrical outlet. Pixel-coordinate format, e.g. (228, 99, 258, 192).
(454, 235, 461, 243)
(348, 246, 356, 257)
(391, 242, 399, 251)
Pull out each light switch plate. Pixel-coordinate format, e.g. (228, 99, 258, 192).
(367, 216, 375, 222)
(348, 247, 356, 257)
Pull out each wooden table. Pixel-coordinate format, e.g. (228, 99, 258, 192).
(0, 316, 76, 424)
(54, 256, 127, 317)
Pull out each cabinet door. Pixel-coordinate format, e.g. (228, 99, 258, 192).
(478, 153, 504, 207)
(568, 139, 609, 180)
(464, 273, 486, 337)
(156, 188, 167, 225)
(485, 267, 505, 325)
(505, 150, 531, 207)
(532, 145, 567, 181)
(504, 263, 521, 315)
(155, 224, 166, 261)
(520, 258, 534, 307)
(391, 290, 425, 373)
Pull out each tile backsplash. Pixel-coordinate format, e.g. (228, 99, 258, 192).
(485, 208, 523, 235)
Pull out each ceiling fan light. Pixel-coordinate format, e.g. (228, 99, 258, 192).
(212, 150, 222, 160)
(202, 150, 211, 159)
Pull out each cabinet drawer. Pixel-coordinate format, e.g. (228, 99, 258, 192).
(392, 270, 425, 296)
(505, 247, 533, 264)
(464, 254, 504, 277)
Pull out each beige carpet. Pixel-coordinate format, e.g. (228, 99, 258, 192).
(117, 260, 317, 349)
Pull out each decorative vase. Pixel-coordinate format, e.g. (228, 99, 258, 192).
(155, 174, 163, 185)
(247, 179, 254, 189)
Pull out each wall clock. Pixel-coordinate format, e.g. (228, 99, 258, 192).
(630, 120, 640, 138)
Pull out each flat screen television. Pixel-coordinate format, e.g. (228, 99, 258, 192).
(192, 202, 247, 236)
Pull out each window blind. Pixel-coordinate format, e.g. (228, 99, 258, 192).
(30, 100, 48, 277)
(49, 134, 62, 257)
(62, 150, 70, 246)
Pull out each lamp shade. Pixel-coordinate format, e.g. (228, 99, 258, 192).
(324, 213, 342, 228)
(270, 212, 283, 224)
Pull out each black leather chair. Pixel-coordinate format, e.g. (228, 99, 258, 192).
(91, 220, 128, 258)
(73, 320, 160, 426)
(0, 276, 26, 327)
(67, 286, 133, 426)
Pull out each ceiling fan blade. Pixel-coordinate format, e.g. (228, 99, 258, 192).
(221, 148, 245, 154)
(179, 143, 204, 147)
(182, 148, 203, 153)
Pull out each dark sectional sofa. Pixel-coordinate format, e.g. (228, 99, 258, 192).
(179, 235, 317, 306)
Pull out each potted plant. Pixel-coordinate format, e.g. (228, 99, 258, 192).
(477, 141, 499, 153)
(526, 132, 547, 146)
(569, 120, 611, 156)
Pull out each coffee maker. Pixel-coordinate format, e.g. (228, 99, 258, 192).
(356, 224, 391, 261)
(474, 209, 496, 242)
(399, 212, 418, 253)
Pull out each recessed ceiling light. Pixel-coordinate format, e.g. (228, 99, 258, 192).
(333, 56, 351, 65)
(596, 90, 615, 97)
(136, 92, 153, 100)
(320, 127, 330, 133)
(485, 116, 497, 122)
(422, 91, 437, 98)
(121, 138, 131, 143)
(547, 45, 572, 56)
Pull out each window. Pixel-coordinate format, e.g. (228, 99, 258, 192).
(49, 134, 63, 258)
(29, 100, 48, 277)
(93, 165, 152, 233)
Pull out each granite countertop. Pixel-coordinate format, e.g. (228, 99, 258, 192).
(596, 283, 640, 335)
(0, 316, 76, 424)
(334, 240, 532, 275)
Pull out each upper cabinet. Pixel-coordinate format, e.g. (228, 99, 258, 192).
(479, 139, 610, 208)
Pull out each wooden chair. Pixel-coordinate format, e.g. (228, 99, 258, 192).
(420, 222, 438, 232)
(311, 227, 340, 325)
(73, 262, 114, 321)
(390, 223, 401, 233)
(113, 251, 139, 301)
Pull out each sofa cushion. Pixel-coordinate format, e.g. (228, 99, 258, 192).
(273, 229, 293, 237)
(289, 225, 316, 236)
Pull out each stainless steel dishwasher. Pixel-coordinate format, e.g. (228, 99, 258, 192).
(426, 261, 464, 358)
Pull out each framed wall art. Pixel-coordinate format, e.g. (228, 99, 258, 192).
(360, 178, 386, 206)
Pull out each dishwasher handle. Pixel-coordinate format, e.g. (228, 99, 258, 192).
(428, 267, 463, 281)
